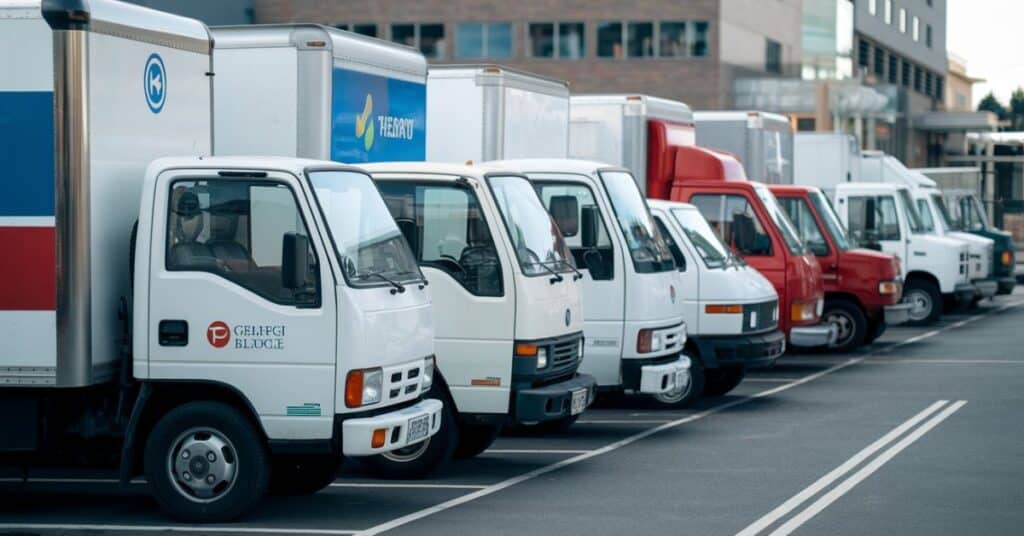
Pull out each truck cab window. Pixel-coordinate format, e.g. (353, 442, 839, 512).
(691, 194, 772, 256)
(915, 199, 936, 232)
(167, 180, 319, 307)
(847, 195, 901, 244)
(652, 215, 686, 271)
(779, 197, 829, 256)
(377, 181, 503, 297)
(535, 182, 615, 281)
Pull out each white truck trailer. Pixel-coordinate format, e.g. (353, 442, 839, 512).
(363, 162, 595, 476)
(695, 111, 794, 184)
(0, 1, 441, 521)
(426, 65, 571, 163)
(794, 132, 862, 187)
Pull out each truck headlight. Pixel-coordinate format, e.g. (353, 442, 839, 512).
(536, 348, 548, 369)
(816, 298, 824, 317)
(422, 356, 434, 390)
(637, 329, 663, 353)
(790, 301, 816, 322)
(345, 367, 382, 408)
(878, 281, 900, 295)
(578, 338, 585, 360)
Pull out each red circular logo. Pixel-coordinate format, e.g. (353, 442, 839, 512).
(207, 321, 231, 348)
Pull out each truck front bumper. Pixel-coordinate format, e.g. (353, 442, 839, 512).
(789, 323, 839, 348)
(617, 355, 690, 395)
(341, 398, 443, 457)
(691, 329, 785, 370)
(972, 278, 999, 299)
(513, 373, 597, 424)
(996, 276, 1016, 295)
(883, 302, 913, 326)
(953, 282, 977, 304)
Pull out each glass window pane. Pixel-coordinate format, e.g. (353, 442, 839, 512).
(600, 170, 675, 272)
(559, 22, 585, 58)
(456, 23, 484, 58)
(653, 216, 686, 270)
(597, 22, 623, 58)
(626, 22, 654, 58)
(486, 23, 513, 59)
(535, 181, 615, 281)
(779, 197, 828, 256)
(391, 23, 415, 47)
(690, 21, 709, 57)
(488, 175, 574, 276)
(659, 22, 687, 57)
(352, 24, 377, 37)
(529, 23, 555, 58)
(420, 23, 445, 59)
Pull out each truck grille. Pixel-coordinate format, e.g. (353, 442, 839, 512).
(742, 300, 778, 333)
(550, 337, 580, 367)
(383, 359, 424, 404)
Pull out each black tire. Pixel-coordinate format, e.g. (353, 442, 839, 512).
(359, 386, 458, 479)
(144, 401, 269, 523)
(702, 366, 746, 397)
(454, 423, 503, 459)
(903, 278, 943, 326)
(864, 318, 886, 344)
(268, 455, 339, 496)
(648, 353, 704, 409)
(822, 298, 869, 352)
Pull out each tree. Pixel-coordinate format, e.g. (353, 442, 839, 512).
(1009, 87, 1024, 131)
(978, 91, 1008, 121)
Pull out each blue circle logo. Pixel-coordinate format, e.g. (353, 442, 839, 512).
(144, 53, 166, 114)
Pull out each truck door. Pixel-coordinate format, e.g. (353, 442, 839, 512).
(145, 170, 338, 440)
(778, 195, 837, 281)
(534, 178, 625, 386)
(843, 194, 908, 262)
(651, 210, 698, 332)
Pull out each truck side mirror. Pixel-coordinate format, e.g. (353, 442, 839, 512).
(282, 232, 310, 289)
(581, 205, 600, 248)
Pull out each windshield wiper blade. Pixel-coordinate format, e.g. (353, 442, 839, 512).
(528, 261, 564, 284)
(549, 259, 584, 281)
(362, 271, 406, 294)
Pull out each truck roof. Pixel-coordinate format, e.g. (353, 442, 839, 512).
(646, 199, 697, 212)
(361, 161, 518, 180)
(486, 158, 627, 176)
(835, 182, 906, 193)
(570, 94, 694, 125)
(694, 110, 791, 127)
(34, 0, 209, 50)
(767, 184, 819, 195)
(146, 155, 355, 176)
(428, 65, 569, 95)
(210, 24, 426, 80)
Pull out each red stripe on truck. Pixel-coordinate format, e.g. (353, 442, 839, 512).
(0, 227, 56, 310)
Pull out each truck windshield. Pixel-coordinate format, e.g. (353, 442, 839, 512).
(963, 195, 991, 231)
(897, 189, 925, 233)
(307, 170, 422, 287)
(488, 175, 574, 276)
(670, 208, 732, 269)
(930, 194, 957, 232)
(915, 199, 936, 232)
(809, 191, 850, 250)
(599, 170, 676, 273)
(754, 184, 807, 255)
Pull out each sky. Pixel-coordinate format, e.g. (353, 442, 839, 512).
(946, 0, 1024, 107)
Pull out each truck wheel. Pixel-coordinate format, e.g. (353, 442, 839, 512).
(454, 423, 503, 459)
(360, 396, 458, 479)
(144, 401, 269, 522)
(822, 299, 868, 352)
(649, 354, 704, 409)
(864, 319, 886, 344)
(904, 279, 942, 326)
(268, 455, 339, 496)
(702, 366, 746, 397)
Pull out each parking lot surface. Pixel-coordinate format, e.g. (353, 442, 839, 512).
(3, 292, 1023, 535)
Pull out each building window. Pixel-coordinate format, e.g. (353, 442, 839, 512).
(456, 23, 513, 59)
(884, 0, 892, 24)
(873, 47, 885, 77)
(660, 22, 687, 57)
(691, 21, 709, 57)
(858, 38, 870, 68)
(627, 22, 655, 57)
(391, 23, 446, 59)
(888, 54, 898, 83)
(796, 117, 816, 131)
(765, 39, 782, 74)
(926, 25, 932, 47)
(560, 23, 585, 58)
(925, 71, 933, 96)
(899, 8, 906, 33)
(935, 76, 944, 100)
(914, 65, 923, 92)
(868, 0, 877, 15)
(336, 23, 378, 38)
(912, 16, 919, 41)
(901, 61, 910, 86)
(528, 23, 555, 57)
(528, 22, 585, 59)
(597, 22, 624, 58)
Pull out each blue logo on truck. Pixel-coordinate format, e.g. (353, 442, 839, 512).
(144, 53, 166, 114)
(331, 67, 425, 163)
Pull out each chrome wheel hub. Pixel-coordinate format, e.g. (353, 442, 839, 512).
(380, 437, 431, 463)
(167, 428, 238, 503)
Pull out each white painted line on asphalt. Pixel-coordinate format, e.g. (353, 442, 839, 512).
(0, 524, 358, 535)
(735, 400, 950, 536)
(769, 400, 968, 536)
(744, 378, 802, 383)
(329, 483, 487, 490)
(576, 419, 675, 424)
(863, 359, 1024, 365)
(484, 449, 592, 454)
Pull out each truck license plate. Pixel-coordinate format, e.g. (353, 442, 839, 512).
(406, 414, 431, 443)
(570, 388, 588, 415)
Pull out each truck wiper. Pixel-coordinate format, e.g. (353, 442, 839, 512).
(528, 261, 564, 284)
(550, 259, 584, 281)
(362, 270, 406, 294)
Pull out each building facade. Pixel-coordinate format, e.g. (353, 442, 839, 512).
(250, 0, 802, 110)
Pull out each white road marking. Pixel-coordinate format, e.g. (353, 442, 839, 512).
(328, 483, 487, 490)
(484, 449, 592, 454)
(768, 401, 968, 536)
(576, 419, 675, 424)
(744, 378, 802, 382)
(863, 359, 1024, 364)
(0, 524, 358, 535)
(735, 400, 950, 536)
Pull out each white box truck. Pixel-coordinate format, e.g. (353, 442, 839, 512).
(0, 1, 441, 521)
(647, 200, 785, 397)
(491, 160, 692, 407)
(362, 162, 596, 476)
(695, 111, 794, 184)
(794, 132, 862, 187)
(426, 65, 570, 163)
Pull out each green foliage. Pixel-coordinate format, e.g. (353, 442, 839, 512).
(978, 89, 1024, 131)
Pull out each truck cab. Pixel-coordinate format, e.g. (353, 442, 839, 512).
(361, 162, 595, 476)
(647, 200, 785, 398)
(491, 160, 692, 407)
(770, 185, 911, 350)
(941, 188, 1017, 294)
(833, 182, 972, 325)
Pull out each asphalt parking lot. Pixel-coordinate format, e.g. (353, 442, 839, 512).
(3, 291, 1023, 535)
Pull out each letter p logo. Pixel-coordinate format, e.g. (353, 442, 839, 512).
(207, 321, 231, 348)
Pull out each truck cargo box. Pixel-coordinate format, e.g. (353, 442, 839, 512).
(1, 0, 212, 387)
(695, 111, 794, 184)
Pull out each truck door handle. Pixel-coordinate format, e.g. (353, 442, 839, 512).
(159, 320, 189, 347)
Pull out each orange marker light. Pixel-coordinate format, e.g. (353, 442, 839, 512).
(705, 304, 742, 314)
(371, 428, 386, 449)
(345, 370, 364, 408)
(514, 343, 539, 357)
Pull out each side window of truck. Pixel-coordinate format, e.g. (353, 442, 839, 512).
(535, 182, 615, 281)
(847, 195, 901, 243)
(652, 215, 686, 271)
(166, 179, 320, 307)
(377, 181, 503, 297)
(691, 194, 772, 256)
(778, 197, 829, 256)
